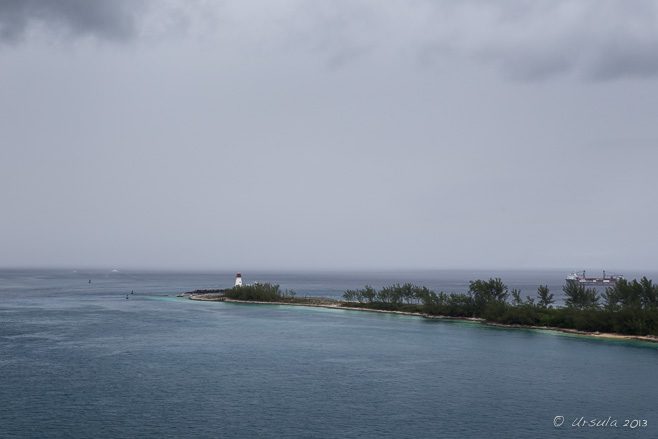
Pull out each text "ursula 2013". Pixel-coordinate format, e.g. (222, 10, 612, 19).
(553, 416, 648, 429)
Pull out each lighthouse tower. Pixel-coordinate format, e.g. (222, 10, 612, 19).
(235, 273, 242, 287)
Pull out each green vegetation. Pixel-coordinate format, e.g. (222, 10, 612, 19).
(214, 277, 658, 336)
(220, 283, 343, 306)
(341, 277, 658, 336)
(223, 283, 296, 302)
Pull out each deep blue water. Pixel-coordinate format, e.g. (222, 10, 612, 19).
(1, 269, 657, 438)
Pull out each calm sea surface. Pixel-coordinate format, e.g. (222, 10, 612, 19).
(1, 269, 657, 438)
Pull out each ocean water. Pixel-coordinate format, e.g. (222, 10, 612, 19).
(1, 269, 657, 438)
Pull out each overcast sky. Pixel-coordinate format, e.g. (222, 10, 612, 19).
(1, 0, 657, 271)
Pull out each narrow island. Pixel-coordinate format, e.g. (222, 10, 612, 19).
(186, 277, 658, 344)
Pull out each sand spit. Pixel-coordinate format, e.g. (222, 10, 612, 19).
(187, 294, 658, 345)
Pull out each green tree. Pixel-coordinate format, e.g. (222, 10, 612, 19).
(360, 285, 377, 303)
(601, 286, 620, 312)
(639, 277, 658, 309)
(469, 278, 509, 317)
(414, 286, 433, 305)
(380, 284, 402, 304)
(510, 288, 523, 306)
(342, 289, 359, 302)
(224, 283, 284, 302)
(563, 282, 600, 310)
(602, 278, 656, 311)
(536, 285, 554, 309)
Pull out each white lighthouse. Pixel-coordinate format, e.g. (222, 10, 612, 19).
(235, 273, 242, 287)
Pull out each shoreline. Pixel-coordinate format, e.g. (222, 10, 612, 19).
(187, 295, 658, 345)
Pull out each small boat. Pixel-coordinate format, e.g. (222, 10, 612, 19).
(566, 270, 623, 286)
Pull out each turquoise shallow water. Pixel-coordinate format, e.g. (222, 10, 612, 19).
(1, 270, 657, 438)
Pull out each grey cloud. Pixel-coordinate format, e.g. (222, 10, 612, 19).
(0, 0, 150, 43)
(9, 0, 656, 82)
(582, 34, 658, 81)
(0, 0, 216, 44)
(251, 0, 658, 81)
(417, 0, 658, 81)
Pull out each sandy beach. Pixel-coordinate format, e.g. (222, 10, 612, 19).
(188, 294, 658, 345)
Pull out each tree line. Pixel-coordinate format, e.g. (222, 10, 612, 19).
(223, 283, 296, 302)
(342, 277, 658, 336)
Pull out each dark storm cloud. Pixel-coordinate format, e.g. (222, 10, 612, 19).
(0, 0, 153, 43)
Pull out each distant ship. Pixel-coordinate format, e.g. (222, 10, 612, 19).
(566, 270, 623, 286)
